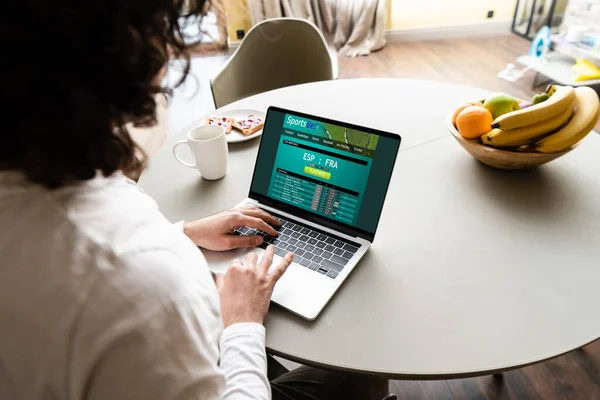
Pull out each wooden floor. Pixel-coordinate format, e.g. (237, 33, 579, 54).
(338, 34, 600, 133)
(337, 35, 600, 400)
(338, 35, 534, 101)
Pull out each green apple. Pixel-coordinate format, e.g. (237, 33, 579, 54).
(532, 92, 549, 104)
(483, 93, 520, 119)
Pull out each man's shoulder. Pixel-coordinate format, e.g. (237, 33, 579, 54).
(66, 174, 211, 286)
(61, 175, 220, 330)
(1, 172, 204, 289)
(62, 174, 181, 254)
(0, 172, 220, 354)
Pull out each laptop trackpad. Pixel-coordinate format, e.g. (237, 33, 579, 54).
(203, 247, 335, 320)
(271, 259, 335, 320)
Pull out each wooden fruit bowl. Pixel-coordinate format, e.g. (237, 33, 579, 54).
(447, 117, 574, 170)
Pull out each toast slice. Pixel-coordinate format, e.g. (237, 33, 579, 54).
(232, 115, 264, 136)
(205, 116, 234, 133)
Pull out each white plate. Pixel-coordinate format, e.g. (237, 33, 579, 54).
(202, 109, 266, 143)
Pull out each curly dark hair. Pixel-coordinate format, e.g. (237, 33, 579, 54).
(1, 0, 209, 188)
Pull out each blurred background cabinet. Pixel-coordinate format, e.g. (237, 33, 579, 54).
(512, 0, 569, 39)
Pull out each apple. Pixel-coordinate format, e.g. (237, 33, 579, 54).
(532, 93, 550, 104)
(483, 93, 520, 119)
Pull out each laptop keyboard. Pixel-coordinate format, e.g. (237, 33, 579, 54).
(233, 214, 359, 279)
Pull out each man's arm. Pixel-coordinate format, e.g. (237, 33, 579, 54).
(220, 323, 271, 399)
(71, 248, 272, 400)
(214, 249, 293, 399)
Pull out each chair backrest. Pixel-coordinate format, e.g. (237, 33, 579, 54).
(211, 18, 334, 109)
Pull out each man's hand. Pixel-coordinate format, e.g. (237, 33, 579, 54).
(217, 246, 293, 327)
(183, 206, 280, 251)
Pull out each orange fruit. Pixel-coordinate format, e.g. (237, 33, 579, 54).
(456, 106, 493, 139)
(452, 101, 482, 125)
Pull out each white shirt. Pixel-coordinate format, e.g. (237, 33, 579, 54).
(0, 172, 270, 400)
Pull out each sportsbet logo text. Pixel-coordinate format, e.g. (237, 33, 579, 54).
(286, 115, 318, 130)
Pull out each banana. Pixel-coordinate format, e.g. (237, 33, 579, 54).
(536, 109, 598, 153)
(536, 86, 600, 153)
(491, 85, 576, 130)
(516, 144, 536, 152)
(546, 84, 557, 96)
(481, 105, 573, 147)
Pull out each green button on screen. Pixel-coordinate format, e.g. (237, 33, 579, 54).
(304, 166, 331, 180)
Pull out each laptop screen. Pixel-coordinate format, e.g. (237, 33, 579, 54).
(249, 107, 400, 239)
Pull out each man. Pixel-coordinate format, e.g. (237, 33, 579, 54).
(0, 1, 390, 399)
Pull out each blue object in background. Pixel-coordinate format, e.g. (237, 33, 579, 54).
(529, 26, 551, 58)
(582, 35, 597, 47)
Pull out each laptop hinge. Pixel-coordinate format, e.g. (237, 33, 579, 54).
(247, 196, 374, 244)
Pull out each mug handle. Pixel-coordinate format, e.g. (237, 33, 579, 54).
(172, 140, 196, 168)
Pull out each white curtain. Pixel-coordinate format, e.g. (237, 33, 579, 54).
(248, 0, 387, 57)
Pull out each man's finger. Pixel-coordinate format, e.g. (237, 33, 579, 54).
(240, 215, 278, 237)
(224, 235, 263, 250)
(240, 207, 281, 228)
(245, 251, 258, 268)
(269, 251, 293, 285)
(257, 245, 275, 275)
(215, 273, 225, 290)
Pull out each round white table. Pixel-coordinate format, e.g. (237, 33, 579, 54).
(139, 79, 600, 379)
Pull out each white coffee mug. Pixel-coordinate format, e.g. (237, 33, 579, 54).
(173, 125, 228, 180)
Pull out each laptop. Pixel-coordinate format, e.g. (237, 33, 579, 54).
(203, 106, 401, 320)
